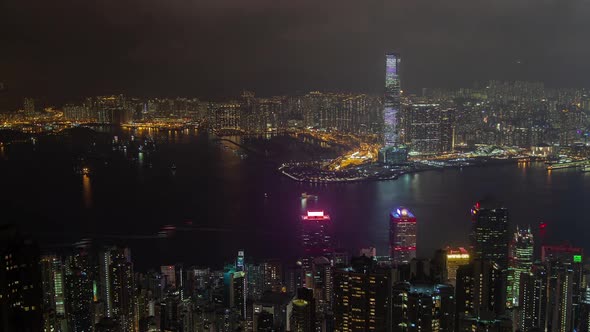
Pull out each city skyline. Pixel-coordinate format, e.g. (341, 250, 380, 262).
(3, 0, 590, 330)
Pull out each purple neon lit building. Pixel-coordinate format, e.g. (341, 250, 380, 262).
(390, 207, 417, 265)
(384, 53, 401, 146)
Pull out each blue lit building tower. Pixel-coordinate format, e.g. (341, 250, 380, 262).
(390, 207, 417, 265)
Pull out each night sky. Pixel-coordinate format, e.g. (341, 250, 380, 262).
(2, 0, 590, 104)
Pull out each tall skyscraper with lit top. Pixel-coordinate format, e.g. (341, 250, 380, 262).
(301, 211, 333, 257)
(390, 207, 417, 265)
(384, 53, 401, 147)
(509, 226, 534, 307)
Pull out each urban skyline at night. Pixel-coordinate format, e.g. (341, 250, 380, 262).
(3, 0, 590, 331)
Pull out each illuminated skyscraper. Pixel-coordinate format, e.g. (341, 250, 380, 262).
(518, 264, 547, 332)
(542, 244, 584, 331)
(301, 211, 334, 256)
(456, 259, 510, 330)
(384, 53, 401, 147)
(291, 299, 314, 332)
(392, 282, 455, 332)
(40, 254, 67, 331)
(0, 226, 43, 332)
(65, 248, 94, 332)
(470, 200, 510, 269)
(445, 247, 470, 287)
(333, 256, 391, 331)
(405, 104, 456, 154)
(407, 103, 442, 153)
(509, 226, 534, 307)
(23, 97, 35, 116)
(390, 207, 417, 265)
(110, 248, 135, 332)
(224, 268, 246, 319)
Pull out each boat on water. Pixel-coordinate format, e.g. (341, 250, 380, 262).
(582, 165, 590, 172)
(170, 163, 177, 170)
(301, 192, 319, 200)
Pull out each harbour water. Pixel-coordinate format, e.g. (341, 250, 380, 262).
(1, 127, 589, 270)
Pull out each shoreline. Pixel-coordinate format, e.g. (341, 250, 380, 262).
(277, 157, 533, 184)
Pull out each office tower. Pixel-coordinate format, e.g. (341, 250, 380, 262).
(40, 254, 67, 331)
(98, 248, 114, 318)
(333, 256, 391, 332)
(0, 226, 43, 332)
(440, 108, 455, 152)
(209, 102, 241, 131)
(291, 298, 315, 332)
(237, 250, 245, 271)
(546, 262, 574, 332)
(161, 265, 176, 289)
(456, 259, 509, 330)
(301, 211, 334, 257)
(470, 200, 510, 269)
(384, 53, 401, 147)
(285, 263, 304, 296)
(261, 259, 283, 293)
(518, 264, 547, 332)
(253, 292, 293, 331)
(542, 244, 584, 332)
(110, 248, 135, 332)
(246, 262, 266, 301)
(292, 288, 316, 332)
(391, 282, 455, 332)
(90, 95, 132, 124)
(445, 247, 470, 287)
(407, 103, 442, 153)
(174, 264, 186, 301)
(579, 286, 590, 332)
(390, 207, 417, 265)
(509, 226, 534, 307)
(63, 104, 93, 122)
(23, 97, 35, 116)
(224, 267, 246, 319)
(65, 248, 94, 332)
(311, 256, 333, 312)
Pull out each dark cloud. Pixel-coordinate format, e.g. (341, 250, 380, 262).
(1, 0, 590, 104)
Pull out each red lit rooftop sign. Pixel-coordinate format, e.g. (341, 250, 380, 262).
(307, 211, 324, 217)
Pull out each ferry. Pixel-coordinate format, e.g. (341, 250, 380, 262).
(301, 192, 319, 200)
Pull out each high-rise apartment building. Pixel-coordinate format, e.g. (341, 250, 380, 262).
(333, 256, 391, 332)
(392, 282, 455, 332)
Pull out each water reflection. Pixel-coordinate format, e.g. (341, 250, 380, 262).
(82, 175, 92, 208)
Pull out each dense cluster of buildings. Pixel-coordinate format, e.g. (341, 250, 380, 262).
(2, 54, 590, 158)
(1, 199, 589, 332)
